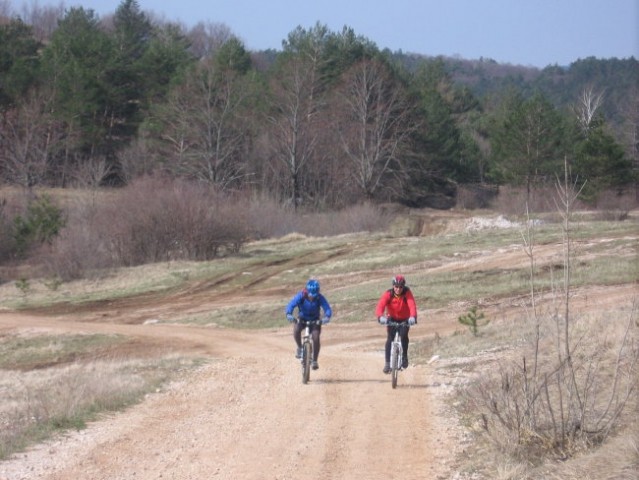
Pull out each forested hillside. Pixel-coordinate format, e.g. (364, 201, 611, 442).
(1, 0, 637, 210)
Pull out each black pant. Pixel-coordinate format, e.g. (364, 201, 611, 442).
(385, 324, 409, 363)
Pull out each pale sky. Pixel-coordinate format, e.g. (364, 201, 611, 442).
(28, 0, 639, 68)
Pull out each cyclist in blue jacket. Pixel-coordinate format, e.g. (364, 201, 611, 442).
(285, 279, 332, 370)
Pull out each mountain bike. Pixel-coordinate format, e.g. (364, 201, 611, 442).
(386, 320, 409, 389)
(298, 318, 322, 384)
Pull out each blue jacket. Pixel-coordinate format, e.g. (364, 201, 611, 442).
(285, 291, 332, 321)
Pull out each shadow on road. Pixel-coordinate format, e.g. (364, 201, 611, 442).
(306, 377, 388, 385)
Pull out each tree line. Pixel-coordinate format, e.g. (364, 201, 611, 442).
(1, 0, 637, 209)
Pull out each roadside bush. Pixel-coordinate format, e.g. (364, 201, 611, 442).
(105, 177, 251, 264)
(292, 202, 393, 237)
(246, 194, 297, 239)
(459, 169, 639, 473)
(40, 208, 113, 280)
(462, 311, 638, 463)
(44, 177, 253, 278)
(491, 186, 560, 215)
(492, 185, 638, 216)
(0, 194, 65, 264)
(456, 183, 499, 209)
(30, 181, 397, 281)
(247, 197, 393, 238)
(12, 195, 66, 257)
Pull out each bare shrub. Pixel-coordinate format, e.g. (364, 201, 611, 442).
(332, 202, 394, 234)
(101, 177, 252, 264)
(492, 185, 591, 216)
(464, 309, 638, 462)
(591, 188, 637, 221)
(493, 186, 639, 218)
(462, 165, 639, 468)
(38, 182, 395, 280)
(246, 194, 297, 239)
(544, 418, 639, 479)
(294, 202, 393, 237)
(44, 177, 253, 278)
(456, 183, 499, 209)
(71, 157, 114, 189)
(247, 199, 393, 238)
(40, 204, 113, 280)
(596, 188, 637, 211)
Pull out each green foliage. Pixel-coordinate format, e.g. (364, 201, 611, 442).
(215, 36, 251, 75)
(104, 0, 154, 155)
(44, 276, 63, 291)
(489, 91, 567, 190)
(413, 63, 462, 162)
(40, 7, 114, 154)
(141, 22, 194, 98)
(39, 1, 192, 180)
(281, 22, 378, 87)
(401, 58, 487, 208)
(12, 195, 66, 256)
(14, 278, 29, 295)
(0, 19, 41, 107)
(458, 306, 486, 336)
(572, 120, 635, 202)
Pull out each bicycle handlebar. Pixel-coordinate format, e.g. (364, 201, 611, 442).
(383, 320, 410, 328)
(295, 318, 323, 326)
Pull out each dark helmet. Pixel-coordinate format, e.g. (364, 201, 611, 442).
(392, 275, 406, 288)
(306, 279, 320, 296)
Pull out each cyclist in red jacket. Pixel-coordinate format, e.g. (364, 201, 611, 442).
(375, 275, 417, 373)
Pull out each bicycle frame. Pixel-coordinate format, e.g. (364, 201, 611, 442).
(386, 320, 408, 389)
(298, 318, 321, 384)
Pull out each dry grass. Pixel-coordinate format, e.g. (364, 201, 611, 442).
(0, 332, 204, 460)
(425, 302, 638, 479)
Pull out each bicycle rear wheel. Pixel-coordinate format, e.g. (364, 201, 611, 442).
(302, 341, 312, 384)
(391, 343, 400, 389)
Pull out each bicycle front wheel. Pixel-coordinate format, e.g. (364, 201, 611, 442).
(302, 341, 312, 384)
(391, 343, 400, 389)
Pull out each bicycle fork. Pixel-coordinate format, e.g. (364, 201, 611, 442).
(301, 326, 312, 363)
(390, 330, 403, 370)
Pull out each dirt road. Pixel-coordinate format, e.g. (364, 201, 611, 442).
(0, 308, 464, 480)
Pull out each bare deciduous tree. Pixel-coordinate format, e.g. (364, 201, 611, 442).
(0, 0, 11, 20)
(18, 1, 64, 42)
(334, 58, 417, 199)
(573, 86, 605, 136)
(0, 89, 61, 187)
(152, 58, 252, 189)
(187, 21, 233, 59)
(72, 156, 114, 189)
(266, 55, 325, 208)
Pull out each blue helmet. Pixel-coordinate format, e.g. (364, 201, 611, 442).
(306, 279, 320, 296)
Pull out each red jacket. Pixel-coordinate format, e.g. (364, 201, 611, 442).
(375, 287, 417, 321)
